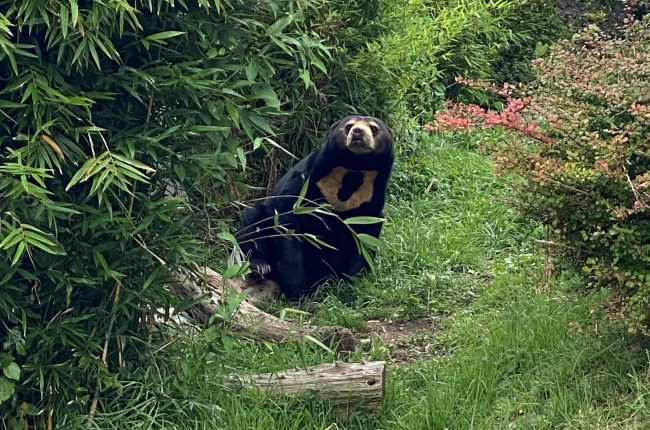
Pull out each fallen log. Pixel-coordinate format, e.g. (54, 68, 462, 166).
(169, 266, 358, 351)
(228, 361, 386, 413)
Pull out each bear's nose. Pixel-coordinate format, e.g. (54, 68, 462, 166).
(351, 127, 364, 135)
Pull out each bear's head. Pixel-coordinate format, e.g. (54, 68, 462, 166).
(328, 115, 393, 156)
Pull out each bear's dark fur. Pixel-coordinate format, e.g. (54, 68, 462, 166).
(236, 115, 394, 298)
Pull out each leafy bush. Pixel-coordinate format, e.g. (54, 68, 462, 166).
(352, 0, 568, 127)
(434, 15, 650, 331)
(491, 0, 571, 85)
(0, 0, 371, 424)
(242, 0, 388, 187)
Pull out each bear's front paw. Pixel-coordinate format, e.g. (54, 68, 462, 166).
(246, 259, 271, 284)
(251, 261, 271, 276)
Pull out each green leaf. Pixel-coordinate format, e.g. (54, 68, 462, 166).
(3, 362, 20, 381)
(70, 0, 78, 27)
(310, 57, 327, 74)
(0, 228, 22, 250)
(302, 335, 334, 354)
(293, 179, 310, 210)
(0, 39, 18, 76)
(60, 4, 69, 39)
(0, 100, 25, 108)
(222, 263, 247, 280)
(88, 37, 101, 69)
(299, 69, 311, 88)
(247, 85, 280, 110)
(11, 242, 26, 266)
(253, 137, 263, 150)
(237, 147, 246, 169)
(0, 377, 15, 402)
(356, 233, 383, 250)
(293, 206, 320, 215)
(278, 307, 309, 321)
(269, 15, 294, 35)
(303, 233, 337, 250)
(145, 31, 186, 44)
(174, 164, 186, 181)
(360, 243, 374, 270)
(188, 125, 230, 133)
(534, 41, 549, 57)
(112, 153, 155, 172)
(343, 216, 385, 225)
(217, 231, 238, 246)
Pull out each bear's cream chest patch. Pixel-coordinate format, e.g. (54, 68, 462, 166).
(316, 166, 378, 212)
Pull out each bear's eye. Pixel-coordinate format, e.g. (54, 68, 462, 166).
(370, 125, 378, 133)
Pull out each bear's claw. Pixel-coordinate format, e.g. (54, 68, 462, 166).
(246, 261, 271, 284)
(252, 262, 271, 276)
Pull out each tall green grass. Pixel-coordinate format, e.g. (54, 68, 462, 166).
(383, 290, 650, 429)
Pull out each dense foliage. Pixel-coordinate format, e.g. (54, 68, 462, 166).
(354, 0, 568, 127)
(0, 0, 384, 424)
(435, 13, 649, 331)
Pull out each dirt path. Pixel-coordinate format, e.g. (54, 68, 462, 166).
(366, 317, 447, 364)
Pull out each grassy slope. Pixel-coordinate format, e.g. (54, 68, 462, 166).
(68, 130, 650, 430)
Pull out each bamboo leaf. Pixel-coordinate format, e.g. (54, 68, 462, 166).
(66, 154, 107, 190)
(0, 228, 22, 250)
(303, 233, 337, 250)
(11, 241, 26, 265)
(41, 134, 65, 161)
(60, 4, 69, 39)
(145, 31, 186, 43)
(356, 233, 383, 250)
(293, 179, 310, 210)
(0, 100, 25, 108)
(0, 39, 18, 76)
(293, 206, 319, 215)
(343, 216, 384, 225)
(70, 0, 79, 27)
(88, 37, 101, 69)
(217, 231, 238, 246)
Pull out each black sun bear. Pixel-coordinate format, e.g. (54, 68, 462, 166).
(236, 115, 394, 298)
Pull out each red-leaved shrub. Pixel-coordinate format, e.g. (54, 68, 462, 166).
(432, 13, 650, 331)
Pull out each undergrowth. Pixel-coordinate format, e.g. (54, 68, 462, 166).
(48, 130, 650, 430)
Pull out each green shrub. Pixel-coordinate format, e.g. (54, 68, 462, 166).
(434, 16, 650, 331)
(352, 0, 568, 128)
(491, 1, 571, 85)
(242, 0, 388, 187)
(0, 0, 368, 425)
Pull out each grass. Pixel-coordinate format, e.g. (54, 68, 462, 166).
(69, 130, 650, 430)
(385, 290, 650, 429)
(305, 132, 531, 324)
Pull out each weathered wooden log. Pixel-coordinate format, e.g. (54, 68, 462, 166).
(170, 266, 358, 351)
(228, 361, 386, 413)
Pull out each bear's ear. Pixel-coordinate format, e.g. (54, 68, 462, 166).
(328, 119, 342, 136)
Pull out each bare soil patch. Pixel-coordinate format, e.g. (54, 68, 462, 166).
(366, 317, 446, 364)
